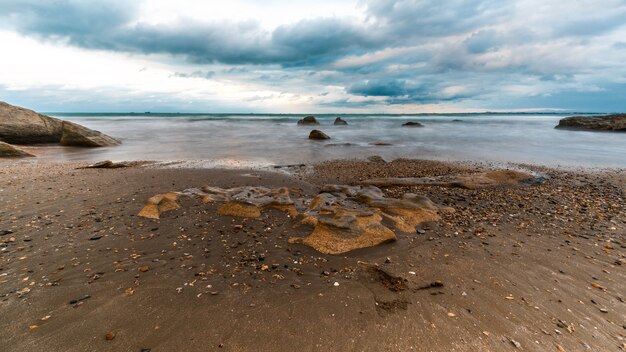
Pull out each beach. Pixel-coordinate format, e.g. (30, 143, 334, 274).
(1, 158, 624, 351)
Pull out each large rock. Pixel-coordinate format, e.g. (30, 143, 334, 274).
(334, 117, 348, 125)
(0, 141, 34, 157)
(309, 130, 330, 140)
(60, 121, 121, 147)
(0, 102, 121, 147)
(402, 121, 424, 127)
(555, 114, 626, 132)
(0, 102, 63, 144)
(297, 116, 319, 125)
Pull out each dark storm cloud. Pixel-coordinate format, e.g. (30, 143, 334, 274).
(0, 1, 379, 65)
(1, 0, 626, 111)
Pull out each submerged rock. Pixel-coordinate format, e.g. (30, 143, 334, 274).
(0, 141, 34, 157)
(309, 130, 330, 140)
(297, 116, 319, 125)
(334, 117, 348, 125)
(60, 121, 121, 147)
(555, 114, 626, 132)
(402, 121, 424, 127)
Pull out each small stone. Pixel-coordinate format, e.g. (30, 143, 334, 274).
(333, 282, 339, 287)
(138, 266, 149, 273)
(447, 312, 456, 317)
(105, 331, 116, 341)
(509, 338, 521, 348)
(89, 235, 103, 241)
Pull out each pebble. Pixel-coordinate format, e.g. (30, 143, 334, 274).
(105, 331, 116, 341)
(333, 282, 339, 287)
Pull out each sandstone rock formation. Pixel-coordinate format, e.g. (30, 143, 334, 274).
(334, 117, 348, 125)
(297, 116, 319, 125)
(402, 122, 424, 127)
(60, 121, 121, 147)
(309, 130, 330, 140)
(0, 102, 121, 147)
(356, 170, 544, 189)
(555, 114, 626, 132)
(138, 184, 450, 254)
(0, 102, 63, 144)
(0, 141, 34, 157)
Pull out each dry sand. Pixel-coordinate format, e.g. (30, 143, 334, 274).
(0, 159, 624, 351)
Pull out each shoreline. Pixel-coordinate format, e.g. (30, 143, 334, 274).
(0, 158, 624, 351)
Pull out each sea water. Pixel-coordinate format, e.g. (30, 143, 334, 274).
(38, 113, 626, 168)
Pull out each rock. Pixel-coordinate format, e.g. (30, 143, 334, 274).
(140, 183, 449, 254)
(555, 114, 626, 132)
(402, 121, 424, 127)
(105, 331, 116, 341)
(334, 117, 348, 125)
(60, 121, 121, 147)
(297, 116, 319, 125)
(309, 130, 330, 140)
(357, 169, 544, 189)
(0, 101, 63, 144)
(0, 141, 34, 157)
(367, 155, 386, 163)
(0, 102, 121, 146)
(79, 160, 129, 169)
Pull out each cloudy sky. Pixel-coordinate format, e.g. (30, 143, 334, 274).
(1, 0, 625, 113)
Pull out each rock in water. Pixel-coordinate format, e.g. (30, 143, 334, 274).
(334, 117, 348, 125)
(309, 130, 330, 140)
(297, 116, 319, 125)
(402, 121, 424, 127)
(555, 114, 626, 132)
(60, 121, 121, 147)
(0, 101, 63, 144)
(0, 141, 34, 157)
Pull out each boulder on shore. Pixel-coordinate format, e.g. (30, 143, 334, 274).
(555, 114, 626, 132)
(60, 121, 121, 147)
(0, 102, 63, 144)
(309, 130, 330, 140)
(0, 141, 34, 157)
(334, 117, 348, 125)
(0, 101, 121, 147)
(297, 116, 319, 125)
(402, 121, 424, 127)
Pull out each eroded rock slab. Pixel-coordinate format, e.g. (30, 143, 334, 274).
(0, 102, 63, 144)
(60, 121, 121, 147)
(138, 183, 449, 254)
(357, 170, 543, 189)
(0, 141, 34, 157)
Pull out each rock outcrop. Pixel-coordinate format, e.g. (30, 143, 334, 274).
(356, 170, 544, 189)
(334, 117, 348, 125)
(0, 102, 63, 144)
(297, 116, 319, 125)
(309, 130, 330, 140)
(0, 141, 34, 157)
(0, 102, 121, 147)
(555, 114, 626, 132)
(402, 122, 424, 127)
(138, 184, 450, 254)
(60, 121, 121, 147)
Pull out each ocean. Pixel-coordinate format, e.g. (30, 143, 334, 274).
(39, 113, 625, 168)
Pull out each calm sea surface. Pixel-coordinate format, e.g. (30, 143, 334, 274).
(32, 113, 626, 168)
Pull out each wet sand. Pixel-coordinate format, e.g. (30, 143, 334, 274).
(0, 159, 624, 351)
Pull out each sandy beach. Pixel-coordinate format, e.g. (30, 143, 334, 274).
(0, 158, 624, 351)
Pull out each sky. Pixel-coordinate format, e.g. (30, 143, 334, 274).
(0, 0, 625, 113)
